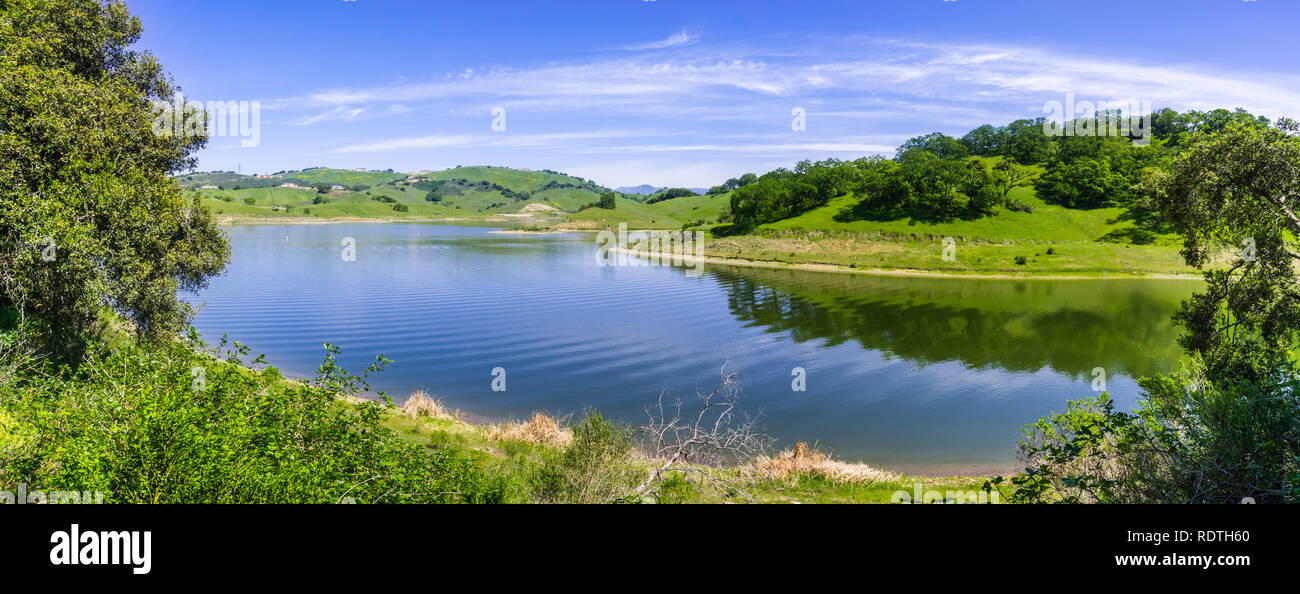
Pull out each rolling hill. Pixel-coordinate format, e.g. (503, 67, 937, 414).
(183, 166, 614, 223)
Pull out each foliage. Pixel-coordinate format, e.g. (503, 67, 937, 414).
(708, 173, 756, 195)
(529, 411, 638, 503)
(1008, 363, 1299, 504)
(843, 153, 1003, 221)
(730, 159, 859, 227)
(897, 132, 968, 160)
(0, 335, 508, 503)
(0, 0, 229, 357)
(1009, 119, 1300, 504)
(646, 187, 698, 204)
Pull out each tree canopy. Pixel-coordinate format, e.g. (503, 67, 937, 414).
(0, 0, 229, 356)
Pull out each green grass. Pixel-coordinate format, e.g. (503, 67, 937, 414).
(191, 166, 613, 223)
(679, 156, 1195, 277)
(705, 232, 1194, 276)
(380, 407, 999, 504)
(563, 197, 682, 229)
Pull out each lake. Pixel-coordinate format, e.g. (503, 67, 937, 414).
(191, 223, 1201, 475)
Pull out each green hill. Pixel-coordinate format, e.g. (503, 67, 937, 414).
(563, 192, 731, 230)
(186, 166, 610, 223)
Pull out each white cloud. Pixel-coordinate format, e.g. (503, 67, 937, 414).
(617, 30, 697, 51)
(228, 37, 1300, 184)
(287, 106, 365, 126)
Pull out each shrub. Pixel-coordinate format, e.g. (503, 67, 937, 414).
(1014, 255, 1028, 265)
(0, 337, 507, 503)
(1007, 360, 1300, 503)
(530, 411, 637, 503)
(488, 412, 572, 448)
(1006, 199, 1034, 213)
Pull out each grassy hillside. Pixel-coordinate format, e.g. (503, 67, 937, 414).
(551, 156, 1196, 277)
(186, 166, 606, 223)
(563, 192, 731, 230)
(759, 159, 1170, 245)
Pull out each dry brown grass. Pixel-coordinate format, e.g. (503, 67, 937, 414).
(487, 412, 573, 448)
(401, 390, 453, 420)
(750, 442, 901, 484)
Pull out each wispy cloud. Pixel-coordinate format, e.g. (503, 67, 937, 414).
(245, 37, 1300, 185)
(287, 106, 365, 126)
(334, 130, 672, 153)
(617, 29, 697, 51)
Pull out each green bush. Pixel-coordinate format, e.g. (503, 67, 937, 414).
(530, 411, 638, 503)
(1006, 199, 1033, 213)
(0, 335, 508, 503)
(1008, 361, 1299, 504)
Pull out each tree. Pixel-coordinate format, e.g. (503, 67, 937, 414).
(1156, 121, 1300, 384)
(1002, 118, 1052, 164)
(897, 132, 968, 160)
(0, 0, 229, 356)
(598, 191, 616, 210)
(992, 159, 1035, 201)
(960, 124, 1008, 156)
(1033, 157, 1130, 208)
(1007, 120, 1300, 504)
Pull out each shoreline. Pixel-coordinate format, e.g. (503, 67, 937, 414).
(215, 216, 1200, 280)
(610, 245, 1201, 281)
(350, 391, 1006, 479)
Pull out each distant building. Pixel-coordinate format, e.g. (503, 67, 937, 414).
(278, 182, 303, 189)
(354, 168, 368, 172)
(199, 185, 218, 190)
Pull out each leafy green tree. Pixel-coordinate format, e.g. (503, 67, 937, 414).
(1002, 118, 1052, 165)
(0, 0, 228, 355)
(960, 124, 1009, 156)
(992, 159, 1035, 201)
(1007, 120, 1300, 504)
(1033, 156, 1130, 208)
(598, 191, 616, 209)
(897, 132, 968, 160)
(1156, 120, 1300, 384)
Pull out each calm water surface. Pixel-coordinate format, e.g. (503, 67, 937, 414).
(191, 224, 1200, 474)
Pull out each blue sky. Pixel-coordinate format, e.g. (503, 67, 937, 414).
(128, 0, 1300, 187)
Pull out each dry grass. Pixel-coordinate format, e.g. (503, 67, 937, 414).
(486, 412, 573, 448)
(750, 442, 901, 484)
(401, 390, 453, 420)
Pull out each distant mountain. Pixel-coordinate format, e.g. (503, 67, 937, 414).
(615, 184, 660, 195)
